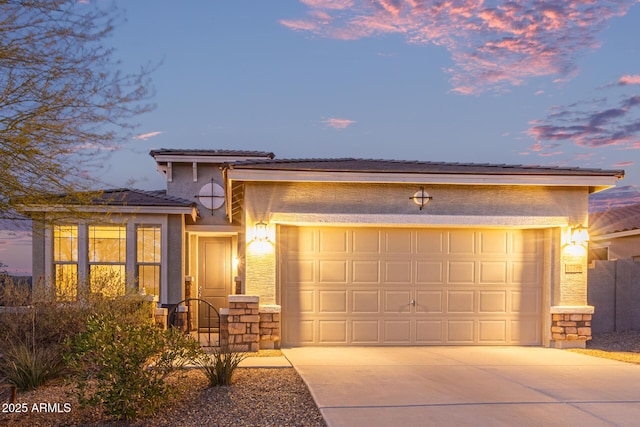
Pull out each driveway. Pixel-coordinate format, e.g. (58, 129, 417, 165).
(282, 347, 640, 427)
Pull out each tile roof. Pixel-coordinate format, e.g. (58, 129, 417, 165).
(227, 158, 625, 177)
(150, 149, 275, 159)
(590, 204, 640, 236)
(91, 189, 196, 207)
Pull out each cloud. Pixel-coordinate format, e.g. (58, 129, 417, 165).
(613, 161, 635, 167)
(280, 0, 636, 94)
(590, 185, 640, 211)
(619, 74, 640, 86)
(322, 117, 356, 129)
(133, 131, 163, 141)
(527, 80, 640, 154)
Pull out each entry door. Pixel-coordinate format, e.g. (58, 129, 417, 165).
(198, 237, 232, 328)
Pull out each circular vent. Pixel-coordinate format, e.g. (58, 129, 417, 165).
(198, 182, 225, 210)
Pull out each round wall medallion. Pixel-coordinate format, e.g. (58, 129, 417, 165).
(198, 182, 225, 210)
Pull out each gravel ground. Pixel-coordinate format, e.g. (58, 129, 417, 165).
(5, 331, 640, 426)
(0, 367, 326, 427)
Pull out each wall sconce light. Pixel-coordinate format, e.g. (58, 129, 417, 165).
(570, 225, 589, 245)
(254, 221, 269, 242)
(410, 186, 433, 210)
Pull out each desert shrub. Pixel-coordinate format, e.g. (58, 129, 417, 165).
(195, 347, 247, 386)
(0, 279, 156, 394)
(0, 341, 65, 391)
(66, 314, 201, 420)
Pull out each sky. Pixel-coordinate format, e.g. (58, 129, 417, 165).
(2, 0, 640, 275)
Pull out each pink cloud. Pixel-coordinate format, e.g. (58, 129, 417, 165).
(281, 0, 636, 94)
(322, 117, 356, 129)
(613, 161, 635, 167)
(619, 74, 640, 85)
(133, 131, 163, 141)
(590, 185, 640, 212)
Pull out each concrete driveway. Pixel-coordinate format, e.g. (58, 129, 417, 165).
(282, 347, 640, 427)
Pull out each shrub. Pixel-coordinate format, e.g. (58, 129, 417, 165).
(0, 341, 65, 391)
(66, 314, 201, 420)
(195, 347, 247, 386)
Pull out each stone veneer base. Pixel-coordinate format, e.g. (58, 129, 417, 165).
(550, 306, 593, 349)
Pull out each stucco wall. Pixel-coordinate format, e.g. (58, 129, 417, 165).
(607, 235, 640, 260)
(242, 181, 591, 306)
(242, 182, 588, 220)
(166, 163, 228, 226)
(30, 216, 46, 284)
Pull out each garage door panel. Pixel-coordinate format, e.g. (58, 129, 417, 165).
(479, 261, 508, 284)
(385, 261, 412, 283)
(384, 230, 412, 253)
(353, 290, 380, 313)
(511, 290, 541, 314)
(448, 261, 475, 284)
(281, 226, 542, 346)
(319, 290, 347, 313)
(318, 320, 347, 343)
(479, 291, 507, 313)
(416, 320, 443, 343)
(447, 290, 475, 313)
(384, 320, 411, 343)
(415, 290, 443, 313)
(479, 231, 508, 254)
(319, 229, 348, 253)
(287, 320, 315, 344)
(447, 320, 475, 343)
(511, 318, 540, 344)
(319, 260, 347, 283)
(416, 261, 443, 283)
(417, 230, 444, 254)
(513, 232, 540, 255)
(352, 229, 380, 253)
(384, 290, 411, 313)
(286, 289, 315, 313)
(448, 231, 476, 254)
(479, 320, 507, 342)
(286, 227, 316, 253)
(512, 261, 540, 285)
(287, 259, 315, 283)
(352, 320, 380, 343)
(353, 260, 380, 283)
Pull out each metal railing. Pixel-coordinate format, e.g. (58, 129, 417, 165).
(167, 298, 220, 347)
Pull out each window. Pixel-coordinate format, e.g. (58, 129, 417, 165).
(89, 225, 126, 297)
(53, 225, 78, 300)
(137, 225, 161, 296)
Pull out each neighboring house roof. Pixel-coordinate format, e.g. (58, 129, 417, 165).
(227, 158, 625, 177)
(590, 204, 640, 237)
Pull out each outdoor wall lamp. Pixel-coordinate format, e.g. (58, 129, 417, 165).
(570, 225, 589, 246)
(254, 221, 269, 242)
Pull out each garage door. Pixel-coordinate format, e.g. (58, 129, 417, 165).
(280, 226, 542, 346)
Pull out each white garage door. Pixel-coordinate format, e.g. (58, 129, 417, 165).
(280, 226, 542, 346)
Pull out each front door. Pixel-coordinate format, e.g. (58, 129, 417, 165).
(198, 237, 232, 329)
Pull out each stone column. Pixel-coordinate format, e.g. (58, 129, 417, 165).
(550, 306, 593, 348)
(259, 304, 281, 349)
(219, 295, 260, 352)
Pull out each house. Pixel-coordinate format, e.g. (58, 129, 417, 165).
(589, 204, 640, 261)
(25, 149, 624, 349)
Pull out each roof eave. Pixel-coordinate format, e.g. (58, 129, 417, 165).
(225, 169, 622, 191)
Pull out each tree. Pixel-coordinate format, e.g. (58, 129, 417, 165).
(0, 0, 154, 218)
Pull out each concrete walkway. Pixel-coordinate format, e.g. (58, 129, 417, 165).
(282, 347, 640, 427)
